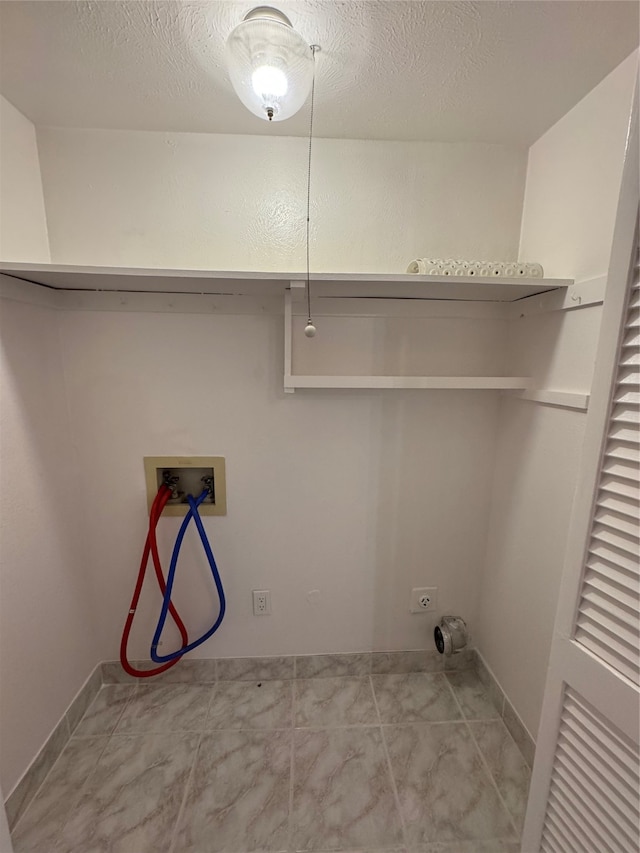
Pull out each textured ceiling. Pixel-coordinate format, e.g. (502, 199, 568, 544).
(0, 0, 637, 144)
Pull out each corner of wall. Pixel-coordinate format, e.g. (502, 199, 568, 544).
(476, 50, 638, 739)
(518, 49, 638, 281)
(0, 95, 50, 263)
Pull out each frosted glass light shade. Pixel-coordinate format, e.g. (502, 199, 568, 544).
(226, 7, 314, 122)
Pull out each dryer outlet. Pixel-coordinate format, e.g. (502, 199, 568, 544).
(410, 587, 438, 613)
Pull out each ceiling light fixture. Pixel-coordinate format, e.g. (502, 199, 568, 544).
(226, 6, 315, 122)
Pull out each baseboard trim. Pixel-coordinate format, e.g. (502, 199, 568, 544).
(5, 664, 102, 831)
(475, 649, 536, 767)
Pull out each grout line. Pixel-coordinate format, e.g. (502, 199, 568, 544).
(44, 726, 113, 851)
(6, 714, 71, 827)
(13, 664, 125, 818)
(287, 682, 296, 853)
(107, 681, 140, 735)
(290, 679, 297, 730)
(464, 720, 521, 841)
(198, 679, 219, 737)
(447, 680, 520, 842)
(10, 687, 110, 835)
(377, 717, 496, 728)
(168, 732, 203, 853)
(441, 670, 466, 723)
(446, 679, 520, 838)
(292, 722, 386, 731)
(369, 675, 409, 850)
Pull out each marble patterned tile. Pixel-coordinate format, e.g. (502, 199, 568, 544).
(440, 649, 477, 672)
(295, 677, 378, 727)
(57, 732, 199, 853)
(475, 657, 505, 717)
(206, 679, 293, 730)
(216, 655, 295, 681)
(384, 722, 515, 844)
(101, 659, 217, 684)
(140, 659, 217, 684)
(174, 730, 291, 852)
(371, 650, 443, 675)
(445, 671, 501, 720)
(372, 673, 462, 724)
(65, 665, 103, 734)
(115, 685, 212, 733)
(296, 653, 372, 679)
(11, 737, 109, 853)
(292, 727, 403, 851)
(469, 720, 531, 833)
(5, 715, 70, 829)
(100, 660, 140, 684)
(503, 698, 536, 768)
(73, 685, 135, 737)
(411, 842, 519, 853)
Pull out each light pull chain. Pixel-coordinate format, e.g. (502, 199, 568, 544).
(304, 45, 319, 338)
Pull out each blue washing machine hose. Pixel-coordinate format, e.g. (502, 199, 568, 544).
(150, 489, 226, 662)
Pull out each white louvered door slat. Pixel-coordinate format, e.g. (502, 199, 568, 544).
(540, 690, 640, 853)
(596, 491, 639, 520)
(554, 751, 636, 829)
(583, 564, 639, 609)
(590, 523, 638, 558)
(538, 245, 640, 847)
(580, 588, 639, 628)
(593, 506, 639, 537)
(605, 436, 640, 459)
(589, 538, 638, 574)
(574, 249, 640, 686)
(523, 100, 639, 853)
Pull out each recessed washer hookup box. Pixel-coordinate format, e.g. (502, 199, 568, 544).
(143, 456, 227, 517)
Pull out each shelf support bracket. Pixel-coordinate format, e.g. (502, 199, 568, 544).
(284, 281, 305, 393)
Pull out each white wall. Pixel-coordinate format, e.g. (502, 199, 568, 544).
(36, 128, 526, 271)
(29, 127, 526, 662)
(0, 97, 49, 262)
(519, 52, 639, 282)
(476, 51, 638, 739)
(1, 120, 527, 797)
(57, 309, 502, 660)
(0, 294, 100, 796)
(0, 782, 12, 853)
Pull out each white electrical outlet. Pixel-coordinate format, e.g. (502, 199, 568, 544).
(253, 589, 271, 616)
(409, 586, 437, 613)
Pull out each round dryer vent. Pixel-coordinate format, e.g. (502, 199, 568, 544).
(434, 615, 468, 656)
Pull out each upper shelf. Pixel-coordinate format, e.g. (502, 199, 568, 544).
(0, 262, 573, 303)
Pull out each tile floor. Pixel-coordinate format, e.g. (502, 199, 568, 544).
(11, 669, 529, 853)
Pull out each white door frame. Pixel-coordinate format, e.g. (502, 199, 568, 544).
(521, 85, 639, 851)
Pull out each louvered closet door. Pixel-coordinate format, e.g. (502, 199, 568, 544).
(574, 263, 640, 686)
(522, 98, 639, 853)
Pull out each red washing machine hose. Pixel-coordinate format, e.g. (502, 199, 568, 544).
(119, 484, 189, 677)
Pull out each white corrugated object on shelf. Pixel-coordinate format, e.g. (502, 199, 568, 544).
(574, 251, 640, 686)
(407, 258, 544, 277)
